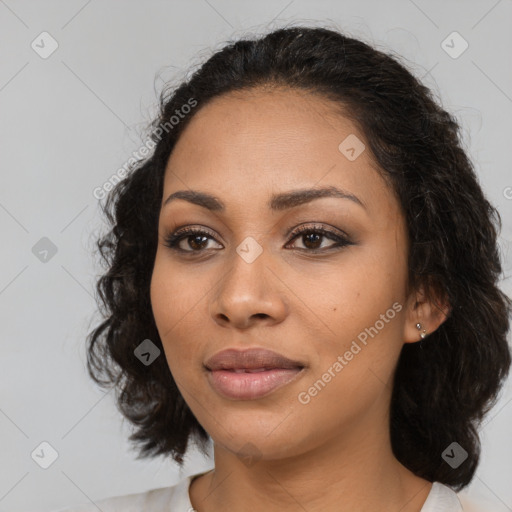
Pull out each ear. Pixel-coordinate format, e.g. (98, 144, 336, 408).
(403, 281, 451, 344)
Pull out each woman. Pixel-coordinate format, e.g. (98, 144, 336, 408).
(57, 25, 511, 512)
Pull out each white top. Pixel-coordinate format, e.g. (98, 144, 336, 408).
(54, 470, 464, 511)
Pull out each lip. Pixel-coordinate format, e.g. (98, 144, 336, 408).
(207, 368, 305, 400)
(204, 348, 306, 400)
(204, 348, 305, 371)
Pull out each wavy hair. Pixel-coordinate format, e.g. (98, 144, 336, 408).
(87, 25, 511, 491)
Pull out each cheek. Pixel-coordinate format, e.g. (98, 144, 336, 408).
(303, 244, 407, 385)
(150, 255, 206, 368)
(299, 298, 405, 428)
(315, 244, 406, 334)
(150, 250, 210, 328)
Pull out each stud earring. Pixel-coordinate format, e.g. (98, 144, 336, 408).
(416, 322, 427, 339)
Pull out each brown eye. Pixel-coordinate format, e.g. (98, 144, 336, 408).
(183, 234, 210, 251)
(164, 227, 222, 253)
(297, 232, 324, 250)
(287, 224, 353, 252)
(163, 223, 353, 257)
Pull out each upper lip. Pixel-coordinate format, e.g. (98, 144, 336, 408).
(205, 348, 305, 371)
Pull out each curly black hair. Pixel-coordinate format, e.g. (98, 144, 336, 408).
(86, 24, 511, 491)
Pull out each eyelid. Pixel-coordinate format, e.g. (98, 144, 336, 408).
(168, 221, 349, 240)
(284, 222, 350, 240)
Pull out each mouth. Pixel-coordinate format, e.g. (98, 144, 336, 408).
(204, 348, 306, 400)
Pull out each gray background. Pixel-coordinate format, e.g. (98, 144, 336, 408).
(1, 1, 511, 511)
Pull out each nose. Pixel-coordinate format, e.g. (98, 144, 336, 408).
(209, 247, 288, 330)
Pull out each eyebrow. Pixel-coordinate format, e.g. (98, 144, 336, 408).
(162, 186, 366, 212)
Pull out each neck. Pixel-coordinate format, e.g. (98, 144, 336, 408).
(189, 415, 432, 512)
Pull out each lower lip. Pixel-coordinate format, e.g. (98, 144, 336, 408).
(207, 368, 304, 400)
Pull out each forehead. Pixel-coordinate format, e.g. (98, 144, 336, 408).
(162, 87, 398, 219)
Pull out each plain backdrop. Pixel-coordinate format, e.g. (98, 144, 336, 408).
(1, 1, 511, 511)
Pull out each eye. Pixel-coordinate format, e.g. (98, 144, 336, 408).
(163, 223, 353, 255)
(163, 226, 222, 253)
(286, 224, 353, 252)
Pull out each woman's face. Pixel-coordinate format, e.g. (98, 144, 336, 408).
(151, 87, 416, 462)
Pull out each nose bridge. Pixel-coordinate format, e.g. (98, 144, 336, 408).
(209, 235, 287, 327)
(217, 235, 268, 303)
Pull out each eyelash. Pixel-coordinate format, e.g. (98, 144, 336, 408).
(163, 224, 353, 256)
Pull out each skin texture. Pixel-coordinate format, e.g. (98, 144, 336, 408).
(150, 87, 449, 512)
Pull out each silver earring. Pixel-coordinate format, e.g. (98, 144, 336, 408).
(416, 322, 427, 339)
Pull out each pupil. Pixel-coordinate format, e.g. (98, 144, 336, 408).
(189, 235, 208, 250)
(304, 233, 321, 249)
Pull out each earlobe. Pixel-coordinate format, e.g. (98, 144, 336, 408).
(403, 283, 451, 344)
(415, 322, 427, 340)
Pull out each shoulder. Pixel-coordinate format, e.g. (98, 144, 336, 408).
(420, 482, 463, 512)
(52, 470, 204, 512)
